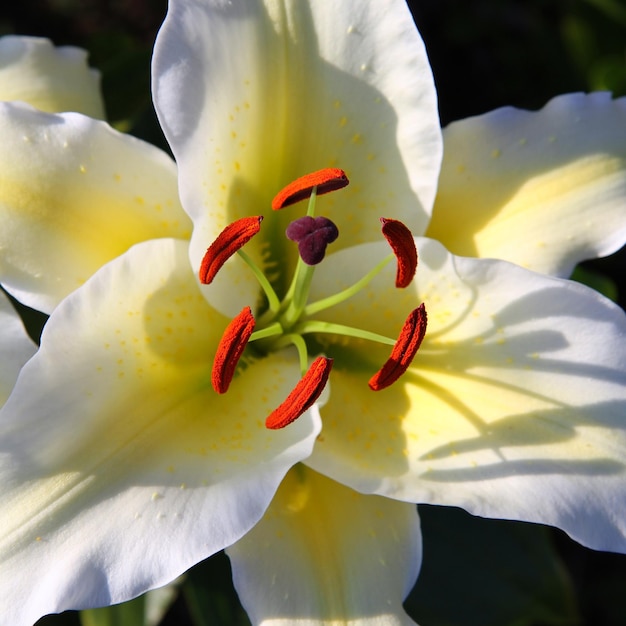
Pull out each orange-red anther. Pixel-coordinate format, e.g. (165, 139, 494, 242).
(211, 306, 256, 394)
(199, 216, 263, 284)
(368, 303, 427, 391)
(266, 356, 334, 429)
(380, 218, 418, 288)
(272, 168, 349, 210)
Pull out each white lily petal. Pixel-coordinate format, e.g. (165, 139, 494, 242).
(306, 238, 626, 553)
(427, 93, 626, 277)
(0, 238, 319, 625)
(0, 291, 36, 406)
(153, 0, 441, 316)
(0, 35, 104, 118)
(228, 465, 420, 626)
(0, 102, 191, 313)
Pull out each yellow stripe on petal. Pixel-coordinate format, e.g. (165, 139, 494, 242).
(0, 103, 191, 313)
(307, 238, 626, 552)
(427, 93, 626, 277)
(228, 465, 420, 626)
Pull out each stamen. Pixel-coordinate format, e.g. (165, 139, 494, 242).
(303, 253, 394, 317)
(380, 218, 418, 288)
(286, 216, 339, 265)
(272, 168, 349, 210)
(199, 216, 263, 284)
(212, 306, 256, 394)
(266, 356, 333, 429)
(368, 303, 427, 391)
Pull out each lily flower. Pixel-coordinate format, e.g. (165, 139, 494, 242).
(0, 34, 192, 314)
(0, 3, 626, 626)
(0, 34, 321, 626)
(426, 92, 626, 277)
(0, 35, 105, 119)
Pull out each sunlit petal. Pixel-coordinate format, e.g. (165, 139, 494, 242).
(307, 238, 626, 553)
(0, 239, 319, 624)
(153, 0, 441, 316)
(0, 291, 36, 406)
(0, 102, 191, 313)
(228, 465, 420, 626)
(0, 35, 104, 118)
(427, 93, 626, 277)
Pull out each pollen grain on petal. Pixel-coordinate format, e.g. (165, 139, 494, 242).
(369, 304, 427, 391)
(199, 216, 263, 284)
(212, 306, 256, 394)
(272, 168, 349, 210)
(380, 217, 418, 288)
(266, 356, 333, 429)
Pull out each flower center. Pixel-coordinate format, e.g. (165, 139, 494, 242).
(199, 168, 427, 429)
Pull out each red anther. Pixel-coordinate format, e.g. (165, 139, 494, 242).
(380, 218, 418, 288)
(369, 303, 427, 391)
(272, 168, 349, 210)
(212, 306, 256, 394)
(199, 216, 263, 284)
(266, 356, 333, 429)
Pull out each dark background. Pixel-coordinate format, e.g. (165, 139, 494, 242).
(1, 1, 625, 625)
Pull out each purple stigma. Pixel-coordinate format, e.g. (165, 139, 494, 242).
(286, 216, 339, 265)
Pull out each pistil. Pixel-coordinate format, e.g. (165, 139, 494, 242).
(285, 216, 339, 266)
(279, 188, 333, 328)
